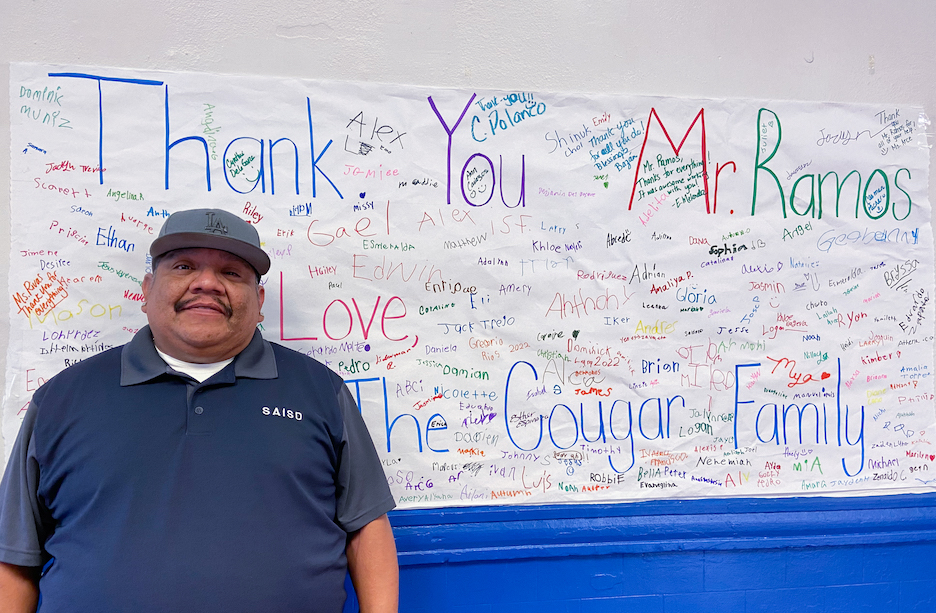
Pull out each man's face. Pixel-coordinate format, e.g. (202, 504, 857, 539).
(142, 248, 265, 363)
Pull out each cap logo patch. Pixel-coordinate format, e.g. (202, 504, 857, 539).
(204, 211, 229, 235)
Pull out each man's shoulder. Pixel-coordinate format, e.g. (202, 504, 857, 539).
(50, 344, 123, 378)
(260, 341, 350, 410)
(32, 344, 125, 402)
(267, 341, 343, 382)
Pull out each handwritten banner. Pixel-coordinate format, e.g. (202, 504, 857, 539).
(6, 62, 935, 507)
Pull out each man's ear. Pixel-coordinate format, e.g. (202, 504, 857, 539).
(141, 273, 153, 313)
(257, 285, 265, 322)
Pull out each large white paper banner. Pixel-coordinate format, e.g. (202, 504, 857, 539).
(7, 63, 936, 508)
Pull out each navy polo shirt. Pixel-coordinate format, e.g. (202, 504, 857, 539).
(0, 327, 395, 613)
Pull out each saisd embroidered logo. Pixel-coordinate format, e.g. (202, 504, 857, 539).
(262, 406, 303, 421)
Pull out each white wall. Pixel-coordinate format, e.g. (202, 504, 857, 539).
(2, 0, 935, 456)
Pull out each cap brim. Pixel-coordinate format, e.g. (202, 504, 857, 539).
(150, 232, 271, 275)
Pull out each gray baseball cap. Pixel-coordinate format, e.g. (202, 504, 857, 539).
(150, 208, 271, 275)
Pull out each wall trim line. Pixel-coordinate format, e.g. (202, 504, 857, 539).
(388, 493, 936, 564)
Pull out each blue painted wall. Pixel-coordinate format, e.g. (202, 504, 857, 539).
(350, 493, 936, 612)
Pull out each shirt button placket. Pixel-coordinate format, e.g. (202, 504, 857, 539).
(187, 386, 211, 435)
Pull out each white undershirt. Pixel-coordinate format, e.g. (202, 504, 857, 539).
(156, 348, 234, 382)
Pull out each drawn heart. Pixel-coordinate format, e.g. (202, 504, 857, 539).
(821, 372, 831, 380)
(930, 455, 935, 461)
(603, 182, 609, 188)
(359, 192, 366, 198)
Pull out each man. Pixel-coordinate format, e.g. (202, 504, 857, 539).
(0, 209, 398, 612)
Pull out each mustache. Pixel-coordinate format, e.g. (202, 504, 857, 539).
(175, 297, 233, 317)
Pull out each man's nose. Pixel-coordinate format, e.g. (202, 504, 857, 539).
(190, 267, 225, 293)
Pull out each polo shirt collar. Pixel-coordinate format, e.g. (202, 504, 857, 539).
(120, 326, 278, 386)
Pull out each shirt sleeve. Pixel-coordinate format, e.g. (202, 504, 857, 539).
(334, 384, 396, 533)
(0, 402, 47, 567)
